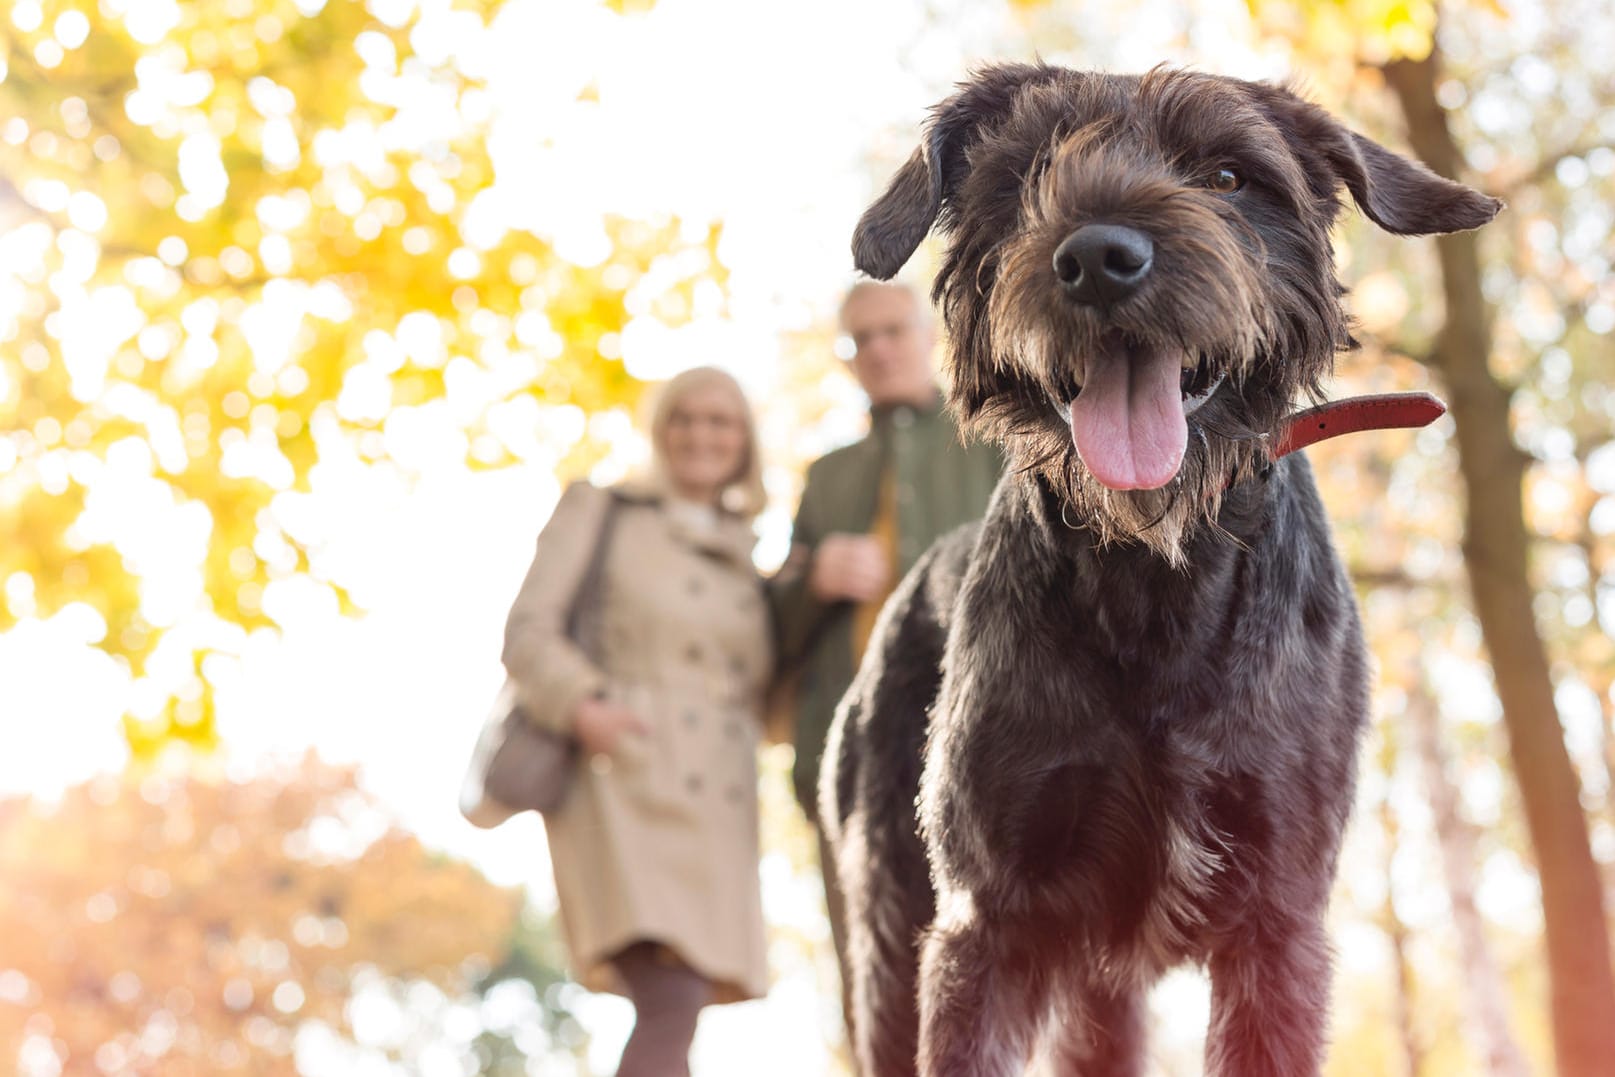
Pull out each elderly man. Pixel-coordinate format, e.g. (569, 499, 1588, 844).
(770, 279, 1004, 1044)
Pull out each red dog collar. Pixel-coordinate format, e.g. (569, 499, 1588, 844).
(1272, 391, 1447, 460)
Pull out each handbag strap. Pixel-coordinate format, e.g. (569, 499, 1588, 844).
(562, 489, 623, 659)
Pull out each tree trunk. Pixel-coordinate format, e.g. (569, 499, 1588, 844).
(1573, 525, 1615, 847)
(1406, 683, 1532, 1077)
(1382, 50, 1615, 1075)
(1378, 784, 1426, 1077)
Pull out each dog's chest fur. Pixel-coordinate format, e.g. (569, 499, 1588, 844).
(919, 460, 1368, 980)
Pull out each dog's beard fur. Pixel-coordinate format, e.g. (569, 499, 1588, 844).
(961, 135, 1321, 565)
(974, 382, 1279, 565)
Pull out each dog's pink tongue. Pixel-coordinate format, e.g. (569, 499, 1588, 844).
(1068, 344, 1187, 490)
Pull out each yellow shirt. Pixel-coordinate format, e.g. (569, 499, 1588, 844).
(850, 469, 899, 664)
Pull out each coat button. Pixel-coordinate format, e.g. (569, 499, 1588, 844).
(686, 774, 703, 794)
(686, 643, 703, 663)
(727, 655, 745, 676)
(687, 577, 704, 596)
(684, 710, 700, 728)
(724, 721, 741, 739)
(725, 785, 745, 804)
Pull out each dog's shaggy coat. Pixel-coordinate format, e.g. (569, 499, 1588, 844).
(818, 65, 1500, 1077)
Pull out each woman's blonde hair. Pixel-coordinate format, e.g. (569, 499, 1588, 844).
(646, 366, 767, 520)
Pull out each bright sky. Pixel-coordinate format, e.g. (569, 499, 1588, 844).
(4, 0, 1558, 1073)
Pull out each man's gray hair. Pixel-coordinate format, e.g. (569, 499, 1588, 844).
(838, 279, 932, 329)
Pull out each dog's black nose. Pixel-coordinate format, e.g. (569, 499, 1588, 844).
(1052, 224, 1155, 305)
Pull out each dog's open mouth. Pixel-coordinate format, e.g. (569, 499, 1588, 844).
(1053, 337, 1225, 492)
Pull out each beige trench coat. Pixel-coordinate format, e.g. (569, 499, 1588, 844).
(502, 480, 771, 1002)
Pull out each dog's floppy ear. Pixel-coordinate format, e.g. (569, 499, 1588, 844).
(1260, 85, 1503, 237)
(852, 134, 947, 280)
(1326, 128, 1503, 236)
(853, 63, 1066, 279)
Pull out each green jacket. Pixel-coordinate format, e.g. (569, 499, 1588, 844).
(769, 399, 1005, 817)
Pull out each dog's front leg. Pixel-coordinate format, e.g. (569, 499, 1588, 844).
(916, 906, 1044, 1077)
(836, 816, 928, 1077)
(1204, 913, 1332, 1076)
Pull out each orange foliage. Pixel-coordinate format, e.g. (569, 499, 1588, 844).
(0, 757, 520, 1074)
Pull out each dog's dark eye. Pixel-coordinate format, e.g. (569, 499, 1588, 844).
(1204, 167, 1244, 194)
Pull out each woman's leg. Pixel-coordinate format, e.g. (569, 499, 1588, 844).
(614, 941, 714, 1077)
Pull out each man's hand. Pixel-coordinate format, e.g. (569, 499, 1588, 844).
(809, 533, 891, 604)
(571, 697, 648, 757)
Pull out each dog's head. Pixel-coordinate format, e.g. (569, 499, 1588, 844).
(855, 64, 1500, 560)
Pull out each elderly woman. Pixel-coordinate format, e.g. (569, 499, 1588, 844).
(501, 366, 771, 1076)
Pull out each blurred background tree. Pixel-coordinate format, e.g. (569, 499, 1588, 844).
(0, 756, 593, 1074)
(0, 0, 723, 756)
(1247, 1, 1615, 1071)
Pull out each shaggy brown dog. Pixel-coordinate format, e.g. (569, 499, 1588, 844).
(819, 64, 1500, 1077)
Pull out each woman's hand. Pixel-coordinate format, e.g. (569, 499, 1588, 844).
(572, 696, 649, 757)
